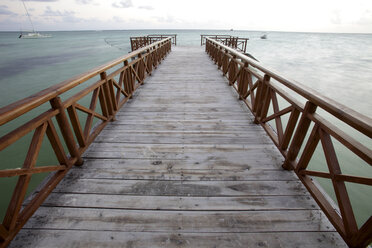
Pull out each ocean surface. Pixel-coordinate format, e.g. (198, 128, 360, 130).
(0, 30, 371, 227)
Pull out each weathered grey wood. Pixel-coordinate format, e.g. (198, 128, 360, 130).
(117, 106, 247, 113)
(104, 122, 262, 132)
(11, 230, 345, 248)
(11, 46, 346, 247)
(53, 179, 308, 196)
(83, 143, 282, 165)
(24, 208, 333, 232)
(72, 157, 281, 171)
(114, 115, 253, 122)
(66, 168, 297, 181)
(94, 132, 271, 144)
(40, 194, 318, 210)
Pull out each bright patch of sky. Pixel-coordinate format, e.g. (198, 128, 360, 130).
(0, 0, 371, 32)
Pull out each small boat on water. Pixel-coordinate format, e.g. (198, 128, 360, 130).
(19, 0, 52, 39)
(260, 34, 267, 39)
(19, 32, 52, 39)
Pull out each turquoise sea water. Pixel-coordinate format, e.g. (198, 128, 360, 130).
(0, 30, 371, 227)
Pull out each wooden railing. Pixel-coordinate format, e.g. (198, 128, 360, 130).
(205, 37, 372, 248)
(0, 38, 172, 247)
(131, 34, 176, 51)
(201, 35, 249, 53)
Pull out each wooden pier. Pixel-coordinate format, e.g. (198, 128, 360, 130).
(6, 46, 347, 247)
(1, 36, 371, 247)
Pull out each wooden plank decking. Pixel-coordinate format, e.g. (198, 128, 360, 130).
(10, 46, 347, 247)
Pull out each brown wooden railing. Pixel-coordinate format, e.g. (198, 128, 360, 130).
(0, 38, 172, 247)
(205, 37, 372, 248)
(131, 34, 176, 51)
(201, 35, 249, 53)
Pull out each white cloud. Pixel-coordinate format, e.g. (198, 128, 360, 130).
(0, 5, 15, 15)
(41, 6, 84, 24)
(42, 6, 75, 16)
(23, 0, 58, 2)
(76, 0, 93, 4)
(138, 5, 154, 10)
(154, 15, 178, 24)
(0, 0, 371, 32)
(112, 0, 132, 8)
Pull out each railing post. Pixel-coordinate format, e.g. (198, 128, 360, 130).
(254, 74, 270, 124)
(280, 108, 301, 151)
(258, 81, 271, 121)
(146, 48, 153, 75)
(50, 97, 84, 166)
(228, 55, 237, 85)
(137, 53, 145, 84)
(238, 62, 249, 99)
(222, 49, 229, 75)
(282, 101, 317, 170)
(211, 43, 216, 63)
(130, 38, 134, 51)
(253, 74, 270, 124)
(217, 47, 223, 69)
(153, 45, 158, 68)
(124, 60, 134, 98)
(100, 72, 116, 119)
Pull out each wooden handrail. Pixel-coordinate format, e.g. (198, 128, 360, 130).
(201, 35, 249, 53)
(0, 37, 172, 247)
(200, 35, 232, 45)
(205, 38, 372, 138)
(148, 34, 177, 45)
(205, 37, 372, 248)
(0, 38, 171, 126)
(130, 35, 176, 51)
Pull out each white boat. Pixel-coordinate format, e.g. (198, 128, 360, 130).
(19, 32, 52, 39)
(19, 0, 52, 39)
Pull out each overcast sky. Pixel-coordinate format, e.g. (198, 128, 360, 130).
(0, 0, 372, 33)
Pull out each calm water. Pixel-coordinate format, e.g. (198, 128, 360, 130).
(0, 30, 371, 226)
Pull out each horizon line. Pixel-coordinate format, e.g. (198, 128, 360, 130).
(0, 28, 372, 35)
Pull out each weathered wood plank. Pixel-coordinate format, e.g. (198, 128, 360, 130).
(83, 144, 282, 166)
(116, 106, 247, 113)
(40, 194, 317, 210)
(99, 130, 264, 136)
(53, 179, 308, 196)
(111, 118, 256, 124)
(136, 89, 235, 94)
(10, 230, 347, 248)
(114, 112, 254, 121)
(66, 168, 297, 181)
(93, 132, 271, 144)
(85, 143, 280, 152)
(23, 208, 334, 232)
(75, 158, 281, 171)
(81, 152, 280, 167)
(104, 122, 262, 132)
(129, 96, 240, 104)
